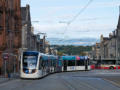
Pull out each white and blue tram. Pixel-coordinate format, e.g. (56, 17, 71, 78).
(20, 51, 90, 79)
(20, 51, 61, 79)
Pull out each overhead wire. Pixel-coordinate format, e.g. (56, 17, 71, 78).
(27, 0, 94, 45)
(68, 0, 94, 25)
(58, 0, 94, 43)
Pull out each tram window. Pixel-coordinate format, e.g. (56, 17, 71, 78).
(53, 60, 56, 67)
(51, 60, 53, 66)
(41, 60, 43, 67)
(39, 61, 41, 69)
(76, 60, 85, 66)
(45, 60, 48, 66)
(68, 60, 75, 66)
(41, 60, 45, 67)
(39, 57, 42, 70)
(50, 60, 52, 66)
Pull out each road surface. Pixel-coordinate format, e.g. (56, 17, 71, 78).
(0, 70, 120, 90)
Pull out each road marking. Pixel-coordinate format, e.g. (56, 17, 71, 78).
(62, 79, 76, 90)
(80, 82, 97, 90)
(103, 78, 120, 88)
(93, 72, 120, 75)
(60, 76, 76, 90)
(72, 77, 98, 90)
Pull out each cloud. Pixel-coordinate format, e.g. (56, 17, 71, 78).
(92, 1, 120, 8)
(22, 0, 120, 39)
(33, 21, 116, 39)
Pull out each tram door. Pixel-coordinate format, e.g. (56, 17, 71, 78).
(85, 60, 88, 70)
(63, 61, 67, 71)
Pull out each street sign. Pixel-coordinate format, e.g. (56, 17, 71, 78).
(3, 56, 9, 60)
(2, 53, 9, 60)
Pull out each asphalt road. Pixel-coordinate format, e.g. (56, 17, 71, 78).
(0, 70, 120, 90)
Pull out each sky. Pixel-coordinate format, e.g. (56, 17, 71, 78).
(21, 0, 120, 40)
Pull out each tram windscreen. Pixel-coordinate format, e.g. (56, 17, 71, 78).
(23, 53, 38, 69)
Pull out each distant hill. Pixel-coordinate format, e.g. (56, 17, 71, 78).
(47, 38, 99, 46)
(51, 45, 92, 55)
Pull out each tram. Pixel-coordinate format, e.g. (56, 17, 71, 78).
(20, 51, 61, 79)
(20, 51, 90, 79)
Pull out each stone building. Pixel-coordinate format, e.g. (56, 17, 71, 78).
(93, 27, 117, 60)
(108, 32, 117, 59)
(21, 5, 35, 51)
(0, 0, 22, 73)
(39, 35, 46, 53)
(92, 9, 120, 60)
(21, 5, 46, 52)
(100, 35, 109, 59)
(21, 5, 49, 54)
(116, 8, 120, 60)
(45, 41, 51, 54)
(92, 43, 101, 60)
(100, 33, 117, 60)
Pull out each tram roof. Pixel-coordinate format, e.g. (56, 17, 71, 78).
(42, 55, 58, 60)
(23, 51, 39, 55)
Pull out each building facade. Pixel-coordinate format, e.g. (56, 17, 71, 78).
(92, 7, 120, 60)
(116, 9, 120, 59)
(92, 43, 101, 60)
(0, 0, 22, 73)
(21, 5, 34, 51)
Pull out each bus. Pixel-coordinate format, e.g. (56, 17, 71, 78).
(95, 59, 120, 69)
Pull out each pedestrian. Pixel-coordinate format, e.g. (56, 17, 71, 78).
(6, 69, 11, 79)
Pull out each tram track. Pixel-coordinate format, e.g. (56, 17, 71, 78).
(60, 76, 77, 90)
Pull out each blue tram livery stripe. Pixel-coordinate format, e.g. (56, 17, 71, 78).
(61, 56, 88, 61)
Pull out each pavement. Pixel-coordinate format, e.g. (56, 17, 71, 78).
(0, 78, 10, 84)
(0, 73, 19, 84)
(0, 70, 120, 90)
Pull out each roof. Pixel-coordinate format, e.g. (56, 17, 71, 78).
(21, 5, 31, 26)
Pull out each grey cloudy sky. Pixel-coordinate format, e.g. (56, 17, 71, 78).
(22, 0, 120, 39)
